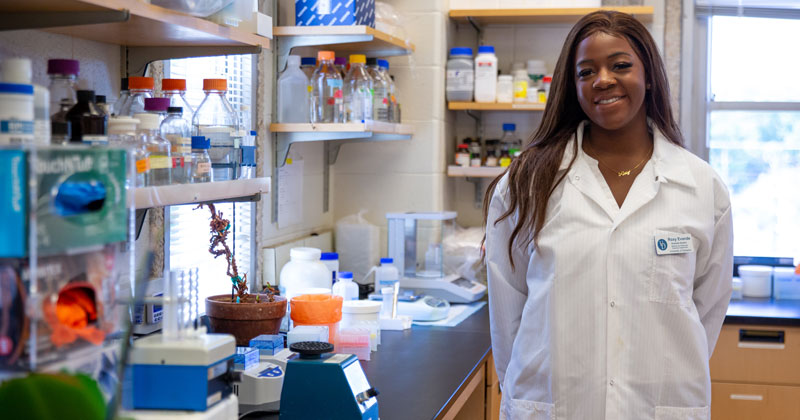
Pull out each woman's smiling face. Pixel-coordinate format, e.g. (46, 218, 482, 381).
(574, 32, 648, 131)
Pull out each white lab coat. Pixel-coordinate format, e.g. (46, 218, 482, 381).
(486, 121, 733, 420)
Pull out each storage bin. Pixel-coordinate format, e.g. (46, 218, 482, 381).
(295, 0, 375, 27)
(774, 267, 800, 300)
(290, 294, 343, 346)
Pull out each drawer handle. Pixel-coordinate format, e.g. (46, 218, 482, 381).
(738, 329, 785, 350)
(730, 394, 764, 401)
(737, 342, 785, 350)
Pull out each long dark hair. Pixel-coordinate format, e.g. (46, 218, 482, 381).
(483, 10, 683, 269)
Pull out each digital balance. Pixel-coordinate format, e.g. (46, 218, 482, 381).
(387, 212, 487, 303)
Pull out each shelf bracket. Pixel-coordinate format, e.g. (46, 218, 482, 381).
(276, 34, 374, 72)
(0, 10, 130, 31)
(465, 177, 485, 209)
(125, 45, 262, 76)
(465, 109, 483, 140)
(467, 16, 483, 43)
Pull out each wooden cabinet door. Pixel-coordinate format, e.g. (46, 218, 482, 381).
(712, 382, 800, 419)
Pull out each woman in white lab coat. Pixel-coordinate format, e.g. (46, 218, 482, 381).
(484, 11, 733, 420)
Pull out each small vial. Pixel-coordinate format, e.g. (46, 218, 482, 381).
(190, 135, 213, 183)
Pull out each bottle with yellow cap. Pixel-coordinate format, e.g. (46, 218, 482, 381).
(344, 54, 373, 123)
(310, 51, 343, 123)
(192, 78, 239, 181)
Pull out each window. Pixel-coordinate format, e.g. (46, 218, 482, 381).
(166, 55, 256, 308)
(701, 12, 800, 259)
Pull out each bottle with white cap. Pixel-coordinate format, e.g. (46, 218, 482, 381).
(332, 271, 359, 301)
(279, 247, 332, 301)
(1, 58, 48, 145)
(109, 116, 149, 187)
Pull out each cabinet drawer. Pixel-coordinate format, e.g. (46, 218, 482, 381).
(711, 382, 800, 420)
(710, 324, 800, 385)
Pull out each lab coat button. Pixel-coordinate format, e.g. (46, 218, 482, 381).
(610, 379, 615, 386)
(610, 301, 615, 308)
(574, 175, 580, 181)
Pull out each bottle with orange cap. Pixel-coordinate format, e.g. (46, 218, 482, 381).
(120, 76, 154, 117)
(161, 78, 194, 115)
(192, 78, 239, 181)
(310, 51, 344, 123)
(344, 54, 373, 123)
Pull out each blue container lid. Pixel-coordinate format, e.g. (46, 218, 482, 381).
(301, 57, 316, 66)
(478, 45, 495, 54)
(320, 252, 339, 261)
(378, 59, 389, 69)
(338, 271, 353, 279)
(0, 83, 34, 95)
(191, 135, 210, 149)
(380, 257, 393, 264)
(250, 130, 257, 136)
(450, 47, 473, 56)
(503, 123, 516, 131)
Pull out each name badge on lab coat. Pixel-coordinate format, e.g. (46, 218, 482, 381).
(654, 232, 694, 255)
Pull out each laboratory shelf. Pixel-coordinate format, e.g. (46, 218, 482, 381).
(449, 6, 654, 25)
(0, 0, 270, 75)
(273, 25, 414, 60)
(448, 165, 505, 178)
(270, 121, 414, 167)
(448, 101, 546, 111)
(134, 177, 270, 209)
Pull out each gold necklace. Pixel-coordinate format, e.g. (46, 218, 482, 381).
(586, 141, 653, 177)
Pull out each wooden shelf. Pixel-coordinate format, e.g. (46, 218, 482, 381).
(448, 101, 546, 111)
(273, 25, 414, 57)
(449, 6, 654, 25)
(0, 0, 270, 49)
(134, 177, 269, 209)
(448, 165, 505, 178)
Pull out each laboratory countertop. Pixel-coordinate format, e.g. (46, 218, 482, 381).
(725, 297, 800, 326)
(247, 305, 492, 420)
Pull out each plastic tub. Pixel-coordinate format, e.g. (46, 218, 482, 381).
(290, 294, 343, 346)
(774, 267, 800, 300)
(342, 300, 382, 349)
(337, 327, 371, 360)
(446, 47, 474, 102)
(739, 265, 773, 298)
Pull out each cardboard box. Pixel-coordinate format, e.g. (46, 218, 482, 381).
(295, 0, 375, 27)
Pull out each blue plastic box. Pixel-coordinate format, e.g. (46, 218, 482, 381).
(0, 149, 26, 257)
(234, 347, 259, 371)
(249, 334, 284, 356)
(295, 0, 375, 27)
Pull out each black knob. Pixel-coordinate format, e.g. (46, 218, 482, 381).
(289, 341, 334, 359)
(356, 387, 379, 404)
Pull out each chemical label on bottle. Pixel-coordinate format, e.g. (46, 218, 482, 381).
(455, 152, 470, 167)
(149, 156, 171, 169)
(470, 158, 482, 167)
(500, 157, 512, 167)
(326, 79, 343, 88)
(136, 158, 150, 174)
(486, 156, 498, 167)
(202, 130, 234, 147)
(196, 162, 211, 174)
(0, 120, 34, 144)
(172, 156, 184, 168)
(446, 69, 474, 92)
(513, 81, 528, 99)
(82, 135, 108, 146)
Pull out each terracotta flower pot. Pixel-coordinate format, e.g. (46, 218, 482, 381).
(205, 294, 287, 346)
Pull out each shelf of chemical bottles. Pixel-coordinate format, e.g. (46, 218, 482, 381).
(448, 101, 546, 111)
(449, 6, 654, 25)
(448, 165, 505, 178)
(134, 177, 270, 210)
(270, 121, 414, 167)
(0, 0, 270, 75)
(273, 26, 414, 69)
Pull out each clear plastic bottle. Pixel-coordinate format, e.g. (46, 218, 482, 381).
(66, 90, 107, 145)
(501, 123, 522, 159)
(310, 51, 343, 123)
(374, 258, 399, 294)
(47, 59, 79, 144)
(160, 107, 192, 184)
(366, 58, 390, 122)
(192, 78, 238, 181)
(109, 116, 149, 187)
(161, 78, 194, 115)
(277, 55, 310, 123)
(112, 78, 128, 116)
(378, 60, 398, 122)
(513, 68, 529, 103)
(344, 54, 373, 123)
(300, 57, 316, 81)
(334, 57, 348, 79)
(332, 271, 359, 301)
(135, 112, 172, 186)
(120, 76, 154, 116)
(189, 135, 213, 183)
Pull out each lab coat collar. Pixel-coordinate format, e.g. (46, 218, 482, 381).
(559, 120, 697, 190)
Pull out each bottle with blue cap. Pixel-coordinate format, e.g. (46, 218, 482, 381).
(446, 47, 474, 102)
(333, 271, 359, 301)
(366, 58, 390, 122)
(189, 135, 213, 183)
(500, 123, 522, 166)
(474, 45, 498, 103)
(374, 257, 400, 294)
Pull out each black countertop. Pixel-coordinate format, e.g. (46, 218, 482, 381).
(725, 297, 800, 326)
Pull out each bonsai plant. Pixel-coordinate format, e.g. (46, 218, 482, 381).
(200, 203, 286, 345)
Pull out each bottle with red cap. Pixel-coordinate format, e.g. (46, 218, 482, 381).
(120, 76, 154, 116)
(47, 58, 79, 144)
(192, 78, 239, 181)
(310, 51, 343, 123)
(161, 78, 194, 115)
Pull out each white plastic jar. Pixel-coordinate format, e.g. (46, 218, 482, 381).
(446, 47, 474, 102)
(496, 75, 513, 103)
(474, 45, 498, 103)
(739, 265, 773, 298)
(0, 82, 34, 145)
(279, 247, 332, 301)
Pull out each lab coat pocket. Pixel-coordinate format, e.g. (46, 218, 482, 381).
(654, 405, 709, 420)
(500, 397, 555, 420)
(649, 230, 697, 306)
